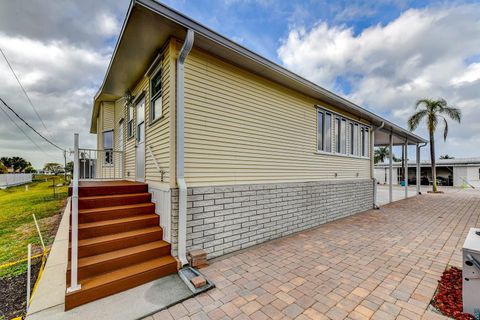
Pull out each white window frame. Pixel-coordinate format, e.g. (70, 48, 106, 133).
(317, 109, 332, 152)
(316, 106, 371, 159)
(102, 130, 114, 166)
(118, 119, 124, 152)
(150, 65, 163, 124)
(127, 104, 134, 139)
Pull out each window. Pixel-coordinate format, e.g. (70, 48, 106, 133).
(103, 130, 113, 164)
(349, 123, 355, 155)
(325, 113, 331, 152)
(317, 112, 324, 151)
(127, 104, 134, 138)
(118, 119, 124, 151)
(361, 127, 369, 157)
(136, 97, 145, 143)
(355, 124, 360, 156)
(335, 117, 346, 154)
(336, 118, 341, 153)
(317, 110, 332, 152)
(150, 68, 162, 122)
(316, 106, 370, 158)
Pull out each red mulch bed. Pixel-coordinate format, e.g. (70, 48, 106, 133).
(432, 267, 475, 320)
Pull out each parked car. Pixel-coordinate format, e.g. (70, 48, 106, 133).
(436, 176, 448, 186)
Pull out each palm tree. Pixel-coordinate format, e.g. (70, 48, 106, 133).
(374, 147, 389, 164)
(407, 98, 461, 192)
(440, 154, 454, 159)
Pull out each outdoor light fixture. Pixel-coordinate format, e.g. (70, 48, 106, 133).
(124, 90, 134, 105)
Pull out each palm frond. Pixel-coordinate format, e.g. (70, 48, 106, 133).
(407, 109, 428, 131)
(415, 98, 434, 109)
(441, 106, 462, 123)
(443, 117, 448, 141)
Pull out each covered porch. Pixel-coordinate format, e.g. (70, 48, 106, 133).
(373, 125, 427, 206)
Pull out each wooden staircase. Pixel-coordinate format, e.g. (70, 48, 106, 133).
(65, 181, 177, 310)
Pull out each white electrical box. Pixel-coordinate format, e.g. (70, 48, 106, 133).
(463, 227, 480, 316)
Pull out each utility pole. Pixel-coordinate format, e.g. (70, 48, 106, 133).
(63, 150, 67, 184)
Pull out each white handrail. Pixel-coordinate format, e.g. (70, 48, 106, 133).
(147, 145, 165, 182)
(67, 133, 81, 292)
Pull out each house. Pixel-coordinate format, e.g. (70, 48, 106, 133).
(375, 157, 480, 188)
(66, 0, 426, 309)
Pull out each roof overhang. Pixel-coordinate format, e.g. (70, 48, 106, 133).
(90, 0, 427, 145)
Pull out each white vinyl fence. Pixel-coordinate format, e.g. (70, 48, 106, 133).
(0, 173, 33, 188)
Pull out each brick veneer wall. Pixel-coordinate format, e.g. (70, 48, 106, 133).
(171, 179, 374, 258)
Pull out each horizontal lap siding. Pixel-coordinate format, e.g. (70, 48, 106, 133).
(145, 42, 172, 185)
(124, 78, 148, 180)
(114, 100, 124, 152)
(184, 49, 370, 186)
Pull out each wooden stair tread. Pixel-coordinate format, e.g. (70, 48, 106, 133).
(65, 180, 175, 310)
(77, 214, 157, 229)
(79, 180, 147, 187)
(76, 226, 162, 247)
(78, 256, 177, 290)
(79, 203, 154, 214)
(68, 240, 170, 270)
(80, 192, 151, 200)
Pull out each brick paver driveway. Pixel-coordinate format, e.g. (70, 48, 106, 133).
(151, 189, 480, 320)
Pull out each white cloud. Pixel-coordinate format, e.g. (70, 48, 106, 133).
(0, 33, 110, 167)
(278, 4, 480, 158)
(96, 13, 121, 37)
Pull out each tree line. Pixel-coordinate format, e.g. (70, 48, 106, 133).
(0, 156, 73, 175)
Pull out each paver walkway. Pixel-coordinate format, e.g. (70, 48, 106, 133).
(149, 189, 480, 320)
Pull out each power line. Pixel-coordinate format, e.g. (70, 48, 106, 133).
(0, 97, 65, 151)
(0, 47, 57, 143)
(0, 102, 50, 156)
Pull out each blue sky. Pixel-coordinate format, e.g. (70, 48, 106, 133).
(159, 0, 433, 63)
(0, 0, 479, 167)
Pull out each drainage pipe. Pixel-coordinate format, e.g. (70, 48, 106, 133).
(404, 139, 408, 199)
(176, 29, 194, 267)
(416, 142, 427, 194)
(371, 122, 384, 208)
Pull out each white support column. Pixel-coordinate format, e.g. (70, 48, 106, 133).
(416, 143, 421, 194)
(389, 134, 393, 203)
(67, 133, 81, 292)
(404, 140, 408, 199)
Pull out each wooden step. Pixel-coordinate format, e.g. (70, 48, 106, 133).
(77, 203, 155, 223)
(76, 214, 159, 240)
(79, 193, 152, 209)
(65, 256, 178, 310)
(69, 181, 148, 197)
(72, 227, 164, 258)
(67, 240, 171, 285)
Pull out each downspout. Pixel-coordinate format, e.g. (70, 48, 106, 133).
(176, 29, 194, 266)
(371, 121, 384, 209)
(417, 142, 427, 194)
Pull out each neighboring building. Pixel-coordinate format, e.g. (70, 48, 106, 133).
(69, 0, 426, 308)
(375, 158, 480, 188)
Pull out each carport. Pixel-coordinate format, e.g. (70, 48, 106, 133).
(373, 123, 427, 204)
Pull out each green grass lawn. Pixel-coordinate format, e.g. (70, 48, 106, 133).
(0, 175, 68, 277)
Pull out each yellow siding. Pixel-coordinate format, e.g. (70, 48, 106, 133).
(103, 103, 115, 131)
(118, 39, 174, 184)
(113, 99, 124, 152)
(183, 48, 371, 186)
(144, 41, 174, 186)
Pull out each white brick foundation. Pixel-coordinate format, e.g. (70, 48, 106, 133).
(171, 179, 374, 258)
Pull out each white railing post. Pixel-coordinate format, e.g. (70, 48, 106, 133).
(67, 133, 81, 292)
